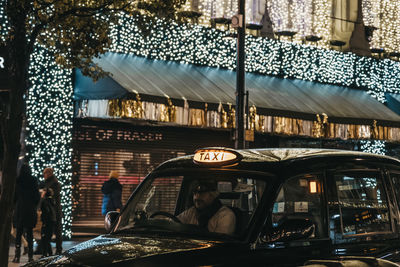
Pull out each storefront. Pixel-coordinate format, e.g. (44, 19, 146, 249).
(72, 118, 234, 219)
(71, 53, 400, 221)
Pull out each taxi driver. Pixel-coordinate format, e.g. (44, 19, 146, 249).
(177, 180, 236, 235)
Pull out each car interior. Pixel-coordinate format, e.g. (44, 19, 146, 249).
(269, 174, 324, 241)
(176, 176, 266, 236)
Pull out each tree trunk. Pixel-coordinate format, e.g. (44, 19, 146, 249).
(0, 17, 30, 264)
(0, 83, 24, 266)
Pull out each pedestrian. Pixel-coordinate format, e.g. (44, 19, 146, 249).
(101, 171, 122, 215)
(10, 227, 29, 255)
(12, 163, 40, 263)
(40, 188, 57, 257)
(41, 167, 63, 254)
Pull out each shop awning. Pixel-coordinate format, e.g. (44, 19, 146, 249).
(385, 93, 400, 116)
(74, 53, 400, 125)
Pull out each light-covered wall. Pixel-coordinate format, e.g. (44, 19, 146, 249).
(183, 0, 400, 54)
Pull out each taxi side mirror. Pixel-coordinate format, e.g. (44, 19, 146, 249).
(105, 211, 120, 232)
(267, 218, 315, 242)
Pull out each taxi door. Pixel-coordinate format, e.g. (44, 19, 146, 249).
(253, 172, 331, 266)
(326, 168, 400, 259)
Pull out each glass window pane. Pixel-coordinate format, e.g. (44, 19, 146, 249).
(136, 176, 184, 215)
(117, 172, 269, 238)
(390, 172, 400, 208)
(272, 174, 323, 238)
(334, 172, 390, 236)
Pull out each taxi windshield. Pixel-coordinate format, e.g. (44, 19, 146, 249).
(115, 170, 269, 238)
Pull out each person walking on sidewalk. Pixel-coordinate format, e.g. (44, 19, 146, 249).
(101, 171, 122, 215)
(10, 226, 29, 255)
(42, 167, 63, 254)
(40, 188, 57, 257)
(12, 163, 40, 263)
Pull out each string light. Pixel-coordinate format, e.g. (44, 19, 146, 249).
(25, 45, 74, 238)
(362, 0, 400, 53)
(0, 0, 8, 40)
(266, 0, 289, 32)
(181, 0, 191, 11)
(312, 0, 332, 48)
(360, 140, 387, 155)
(263, 0, 332, 46)
(110, 13, 400, 102)
(195, 0, 259, 28)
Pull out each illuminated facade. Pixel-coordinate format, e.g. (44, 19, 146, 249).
(184, 0, 400, 54)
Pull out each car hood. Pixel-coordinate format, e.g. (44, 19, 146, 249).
(44, 234, 224, 266)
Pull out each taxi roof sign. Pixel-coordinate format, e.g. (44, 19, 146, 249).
(193, 148, 241, 166)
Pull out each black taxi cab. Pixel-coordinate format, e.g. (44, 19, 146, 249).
(26, 148, 400, 266)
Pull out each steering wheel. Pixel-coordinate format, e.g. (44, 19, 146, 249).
(149, 211, 181, 223)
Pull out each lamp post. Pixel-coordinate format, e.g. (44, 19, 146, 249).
(234, 0, 246, 149)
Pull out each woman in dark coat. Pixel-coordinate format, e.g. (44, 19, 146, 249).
(12, 163, 40, 263)
(101, 171, 122, 215)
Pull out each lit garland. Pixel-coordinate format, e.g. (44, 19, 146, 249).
(264, 0, 331, 46)
(266, 1, 290, 32)
(110, 13, 400, 102)
(291, 0, 312, 38)
(25, 46, 74, 238)
(0, 0, 7, 40)
(362, 0, 400, 53)
(191, 0, 400, 53)
(313, 0, 332, 48)
(186, 0, 263, 29)
(362, 0, 378, 27)
(1, 0, 74, 236)
(197, 0, 237, 26)
(360, 140, 387, 155)
(181, 0, 191, 11)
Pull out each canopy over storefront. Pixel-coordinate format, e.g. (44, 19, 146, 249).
(74, 53, 400, 126)
(386, 93, 400, 116)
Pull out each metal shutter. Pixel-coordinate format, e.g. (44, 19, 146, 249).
(71, 118, 233, 222)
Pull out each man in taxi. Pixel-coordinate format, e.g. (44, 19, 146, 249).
(177, 180, 236, 235)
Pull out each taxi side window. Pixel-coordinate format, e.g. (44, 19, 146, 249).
(389, 172, 400, 210)
(123, 176, 184, 226)
(329, 171, 390, 243)
(272, 174, 323, 238)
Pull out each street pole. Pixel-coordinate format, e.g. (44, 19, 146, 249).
(235, 0, 246, 149)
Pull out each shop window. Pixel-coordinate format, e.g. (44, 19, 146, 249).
(271, 174, 323, 238)
(330, 172, 390, 242)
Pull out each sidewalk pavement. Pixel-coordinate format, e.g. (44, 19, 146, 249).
(8, 238, 91, 267)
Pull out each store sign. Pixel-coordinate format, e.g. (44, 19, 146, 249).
(76, 128, 163, 142)
(0, 46, 9, 89)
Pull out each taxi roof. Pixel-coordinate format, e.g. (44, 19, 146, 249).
(238, 148, 397, 162)
(155, 148, 400, 171)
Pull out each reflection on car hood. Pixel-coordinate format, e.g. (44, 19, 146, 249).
(49, 234, 221, 266)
